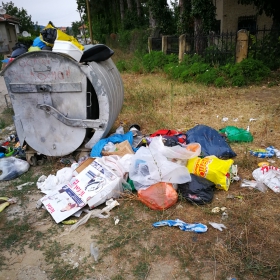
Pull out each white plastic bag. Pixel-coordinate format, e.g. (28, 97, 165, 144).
(252, 166, 280, 193)
(129, 146, 191, 190)
(0, 157, 30, 181)
(149, 136, 201, 160)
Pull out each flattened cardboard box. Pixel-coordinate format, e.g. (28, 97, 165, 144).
(41, 158, 122, 223)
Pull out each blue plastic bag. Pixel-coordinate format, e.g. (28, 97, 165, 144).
(153, 219, 208, 233)
(90, 131, 134, 157)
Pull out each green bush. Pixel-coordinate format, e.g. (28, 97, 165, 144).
(116, 60, 127, 72)
(143, 51, 169, 72)
(228, 58, 270, 84)
(214, 76, 226, 87)
(196, 68, 218, 85)
(232, 75, 246, 87)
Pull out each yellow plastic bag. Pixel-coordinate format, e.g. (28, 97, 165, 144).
(186, 156, 234, 191)
(28, 46, 41, 52)
(40, 22, 84, 51)
(56, 29, 84, 51)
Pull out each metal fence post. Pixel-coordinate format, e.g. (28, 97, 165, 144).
(236, 29, 249, 63)
(179, 34, 186, 63)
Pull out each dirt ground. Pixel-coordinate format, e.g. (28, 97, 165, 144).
(0, 73, 280, 280)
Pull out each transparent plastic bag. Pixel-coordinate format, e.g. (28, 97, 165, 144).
(0, 157, 30, 181)
(149, 136, 201, 160)
(129, 146, 191, 190)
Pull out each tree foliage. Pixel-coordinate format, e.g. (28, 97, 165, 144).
(2, 1, 35, 34)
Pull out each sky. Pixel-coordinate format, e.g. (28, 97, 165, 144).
(5, 0, 81, 27)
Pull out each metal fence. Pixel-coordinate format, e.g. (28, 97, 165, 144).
(150, 27, 279, 66)
(248, 26, 280, 60)
(151, 37, 162, 51)
(184, 32, 236, 65)
(166, 36, 179, 54)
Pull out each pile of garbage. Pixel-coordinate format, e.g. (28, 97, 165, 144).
(2, 21, 114, 67)
(1, 123, 280, 232)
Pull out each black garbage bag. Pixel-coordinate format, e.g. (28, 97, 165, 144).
(186, 124, 236, 159)
(41, 28, 57, 45)
(11, 43, 28, 58)
(80, 44, 114, 62)
(178, 174, 215, 205)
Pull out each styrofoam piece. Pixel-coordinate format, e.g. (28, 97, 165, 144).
(53, 40, 83, 61)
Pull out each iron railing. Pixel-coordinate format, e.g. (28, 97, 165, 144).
(185, 32, 236, 65)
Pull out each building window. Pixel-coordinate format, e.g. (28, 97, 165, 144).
(213, 20, 221, 34)
(238, 16, 257, 34)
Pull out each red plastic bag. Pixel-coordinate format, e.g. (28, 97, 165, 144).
(150, 129, 180, 137)
(138, 182, 178, 210)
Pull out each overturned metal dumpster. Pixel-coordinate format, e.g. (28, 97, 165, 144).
(1, 51, 124, 162)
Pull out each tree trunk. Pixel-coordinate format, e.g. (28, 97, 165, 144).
(136, 0, 141, 17)
(194, 17, 203, 55)
(120, 0, 124, 21)
(127, 0, 132, 10)
(179, 0, 184, 16)
(149, 7, 156, 29)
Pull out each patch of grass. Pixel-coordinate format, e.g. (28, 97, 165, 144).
(0, 217, 32, 253)
(133, 261, 150, 279)
(0, 118, 6, 129)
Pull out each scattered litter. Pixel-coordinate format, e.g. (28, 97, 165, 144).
(211, 206, 227, 213)
(249, 118, 257, 122)
(36, 199, 43, 209)
(252, 166, 280, 193)
(37, 167, 73, 194)
(222, 117, 229, 122)
(68, 199, 119, 232)
(267, 159, 276, 164)
(233, 118, 238, 122)
(221, 212, 228, 220)
(258, 162, 269, 167)
(153, 219, 208, 233)
(274, 148, 280, 158)
(114, 216, 120, 225)
(61, 219, 78, 225)
(90, 242, 99, 262)
(209, 222, 227, 231)
(250, 146, 275, 158)
(0, 157, 30, 181)
(72, 209, 84, 218)
(16, 182, 33, 190)
(0, 197, 17, 213)
(211, 207, 221, 213)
